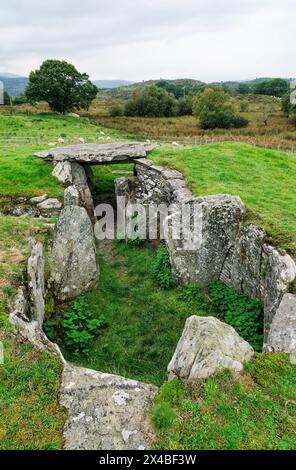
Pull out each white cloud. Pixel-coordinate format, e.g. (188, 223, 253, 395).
(0, 0, 295, 81)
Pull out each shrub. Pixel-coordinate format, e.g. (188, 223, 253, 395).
(245, 352, 290, 386)
(152, 246, 174, 289)
(61, 297, 106, 357)
(124, 85, 177, 118)
(199, 109, 249, 129)
(110, 105, 123, 117)
(193, 86, 248, 129)
(208, 280, 263, 351)
(239, 100, 249, 112)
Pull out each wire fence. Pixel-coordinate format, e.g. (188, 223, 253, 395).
(0, 132, 295, 156)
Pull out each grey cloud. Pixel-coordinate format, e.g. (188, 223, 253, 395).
(0, 0, 295, 81)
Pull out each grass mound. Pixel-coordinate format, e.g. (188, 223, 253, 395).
(151, 354, 296, 450)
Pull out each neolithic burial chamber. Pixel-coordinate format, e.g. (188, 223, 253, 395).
(34, 141, 296, 352)
(8, 142, 296, 449)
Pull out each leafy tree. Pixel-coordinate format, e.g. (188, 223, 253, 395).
(3, 91, 11, 105)
(25, 60, 98, 114)
(12, 94, 28, 105)
(253, 78, 289, 97)
(193, 86, 248, 129)
(177, 96, 193, 116)
(110, 104, 124, 117)
(238, 83, 251, 94)
(125, 85, 177, 117)
(156, 80, 184, 99)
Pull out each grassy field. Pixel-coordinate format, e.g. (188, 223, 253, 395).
(151, 143, 296, 257)
(83, 94, 296, 151)
(0, 113, 128, 197)
(151, 354, 296, 450)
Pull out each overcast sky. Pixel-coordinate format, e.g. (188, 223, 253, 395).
(0, 0, 295, 82)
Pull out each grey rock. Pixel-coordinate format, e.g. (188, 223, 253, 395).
(64, 185, 80, 206)
(9, 287, 54, 353)
(261, 245, 296, 339)
(50, 206, 98, 301)
(7, 205, 40, 218)
(167, 195, 245, 287)
(220, 224, 266, 299)
(52, 161, 73, 186)
(29, 194, 48, 204)
(60, 364, 158, 450)
(168, 316, 254, 381)
(27, 240, 45, 327)
(40, 198, 62, 209)
(35, 142, 157, 165)
(266, 293, 296, 352)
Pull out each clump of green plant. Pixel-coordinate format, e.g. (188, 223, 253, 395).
(151, 402, 176, 433)
(127, 237, 145, 247)
(245, 352, 291, 387)
(208, 280, 263, 351)
(155, 379, 185, 406)
(61, 297, 106, 357)
(177, 283, 206, 307)
(152, 245, 174, 289)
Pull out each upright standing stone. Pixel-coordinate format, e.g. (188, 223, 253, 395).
(50, 206, 98, 301)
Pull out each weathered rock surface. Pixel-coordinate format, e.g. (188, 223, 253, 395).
(266, 294, 296, 353)
(260, 245, 296, 338)
(220, 224, 266, 299)
(29, 194, 48, 204)
(64, 185, 80, 206)
(167, 316, 254, 380)
(35, 142, 157, 165)
(50, 206, 98, 301)
(61, 365, 158, 450)
(52, 161, 73, 185)
(9, 286, 64, 355)
(37, 198, 62, 217)
(167, 195, 245, 287)
(27, 240, 45, 327)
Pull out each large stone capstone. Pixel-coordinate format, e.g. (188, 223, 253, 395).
(50, 205, 99, 301)
(35, 142, 157, 165)
(167, 316, 254, 380)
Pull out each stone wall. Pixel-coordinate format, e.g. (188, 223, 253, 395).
(116, 158, 296, 350)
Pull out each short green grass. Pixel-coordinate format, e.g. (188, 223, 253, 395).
(151, 354, 296, 450)
(0, 332, 66, 450)
(152, 143, 296, 257)
(0, 113, 128, 197)
(57, 241, 209, 386)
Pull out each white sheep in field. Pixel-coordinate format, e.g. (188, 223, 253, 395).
(100, 131, 105, 135)
(98, 137, 105, 141)
(146, 139, 151, 144)
(79, 137, 85, 144)
(106, 136, 111, 141)
(172, 141, 180, 147)
(58, 137, 65, 144)
(48, 142, 57, 147)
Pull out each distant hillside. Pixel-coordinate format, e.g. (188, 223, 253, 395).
(0, 74, 28, 97)
(105, 78, 205, 99)
(93, 80, 135, 89)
